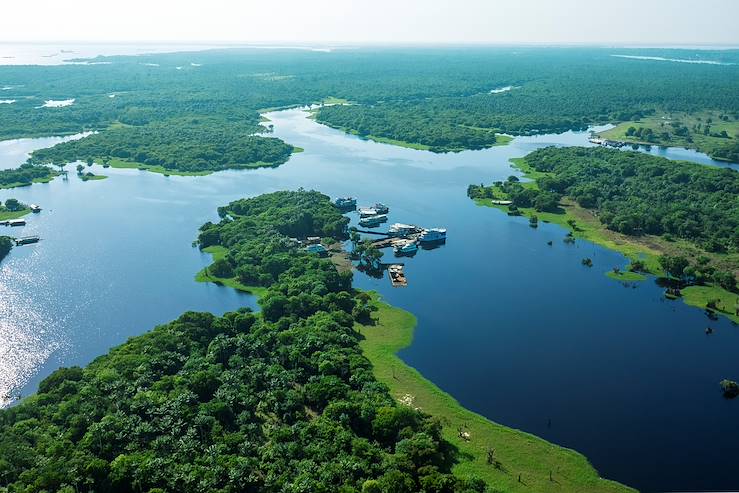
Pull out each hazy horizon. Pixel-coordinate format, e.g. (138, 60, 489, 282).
(2, 0, 738, 46)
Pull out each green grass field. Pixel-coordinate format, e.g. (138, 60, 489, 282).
(357, 293, 635, 493)
(195, 245, 267, 297)
(606, 270, 647, 282)
(0, 207, 31, 221)
(682, 285, 739, 324)
(598, 111, 738, 161)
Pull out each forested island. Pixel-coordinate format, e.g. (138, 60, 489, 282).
(0, 190, 632, 493)
(0, 164, 58, 189)
(468, 147, 739, 320)
(30, 119, 297, 175)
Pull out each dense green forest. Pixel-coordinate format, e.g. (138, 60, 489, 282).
(0, 164, 58, 189)
(2, 47, 738, 160)
(0, 190, 486, 493)
(30, 119, 295, 173)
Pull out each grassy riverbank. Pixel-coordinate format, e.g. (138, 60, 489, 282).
(473, 156, 739, 323)
(196, 231, 635, 491)
(598, 111, 739, 162)
(0, 207, 31, 221)
(194, 245, 267, 297)
(358, 293, 635, 493)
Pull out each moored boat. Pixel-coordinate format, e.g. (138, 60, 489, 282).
(334, 197, 356, 209)
(358, 207, 378, 217)
(393, 240, 418, 256)
(387, 223, 421, 237)
(419, 228, 446, 243)
(15, 235, 40, 246)
(30, 204, 42, 213)
(359, 214, 387, 227)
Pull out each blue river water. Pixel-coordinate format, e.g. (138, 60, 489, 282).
(1, 107, 737, 492)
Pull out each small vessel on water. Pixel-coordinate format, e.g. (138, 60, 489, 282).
(1, 219, 26, 227)
(388, 264, 408, 287)
(372, 203, 389, 214)
(393, 240, 418, 256)
(359, 214, 387, 227)
(334, 197, 356, 209)
(15, 235, 40, 246)
(419, 228, 447, 243)
(388, 223, 421, 237)
(30, 204, 42, 213)
(358, 207, 378, 217)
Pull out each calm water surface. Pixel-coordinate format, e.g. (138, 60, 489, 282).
(1, 108, 737, 492)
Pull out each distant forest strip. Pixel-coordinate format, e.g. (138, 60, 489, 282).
(1, 47, 738, 156)
(0, 190, 490, 493)
(30, 119, 296, 173)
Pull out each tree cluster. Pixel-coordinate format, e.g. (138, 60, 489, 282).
(0, 190, 485, 493)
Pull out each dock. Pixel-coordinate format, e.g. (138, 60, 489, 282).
(1, 219, 26, 227)
(388, 264, 408, 287)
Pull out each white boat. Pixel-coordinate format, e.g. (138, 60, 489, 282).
(359, 214, 387, 227)
(387, 223, 420, 237)
(334, 197, 356, 208)
(358, 207, 378, 217)
(393, 240, 418, 256)
(30, 204, 42, 213)
(419, 228, 446, 243)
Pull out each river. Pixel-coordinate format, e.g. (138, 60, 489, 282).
(1, 107, 738, 492)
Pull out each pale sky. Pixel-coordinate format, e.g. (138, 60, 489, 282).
(1, 0, 738, 45)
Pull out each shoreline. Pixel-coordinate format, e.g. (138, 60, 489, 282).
(357, 293, 634, 493)
(473, 157, 739, 324)
(196, 244, 634, 492)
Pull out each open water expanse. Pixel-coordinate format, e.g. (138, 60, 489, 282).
(1, 107, 738, 492)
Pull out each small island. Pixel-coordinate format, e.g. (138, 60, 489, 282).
(0, 163, 59, 189)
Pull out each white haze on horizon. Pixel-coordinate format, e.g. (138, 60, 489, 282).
(0, 0, 738, 46)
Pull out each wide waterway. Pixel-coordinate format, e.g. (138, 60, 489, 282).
(1, 108, 738, 492)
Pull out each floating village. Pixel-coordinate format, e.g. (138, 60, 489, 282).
(331, 196, 447, 287)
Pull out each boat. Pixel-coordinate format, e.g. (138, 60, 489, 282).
(388, 223, 421, 237)
(388, 264, 408, 287)
(30, 204, 41, 213)
(15, 235, 39, 246)
(334, 197, 356, 209)
(6, 219, 26, 227)
(359, 214, 387, 227)
(419, 228, 446, 243)
(358, 207, 378, 217)
(393, 240, 418, 256)
(372, 203, 389, 214)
